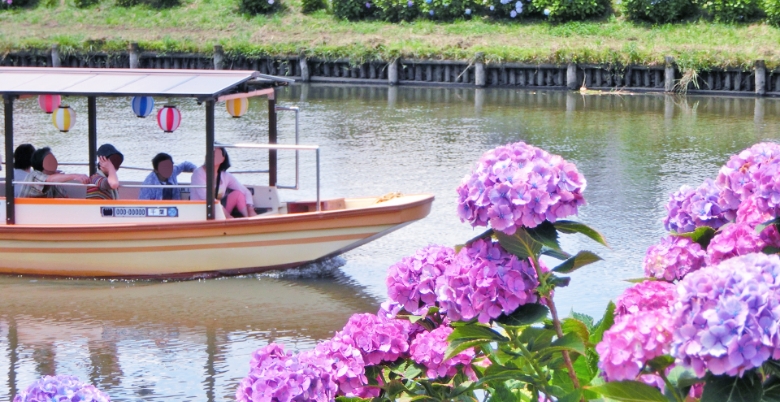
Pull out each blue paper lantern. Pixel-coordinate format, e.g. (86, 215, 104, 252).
(130, 96, 155, 118)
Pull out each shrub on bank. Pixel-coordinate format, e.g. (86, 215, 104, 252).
(374, 0, 420, 21)
(74, 0, 100, 7)
(766, 0, 780, 25)
(332, 0, 378, 20)
(417, 0, 475, 21)
(1, 0, 34, 9)
(481, 0, 537, 19)
(116, 0, 179, 8)
(301, 0, 326, 13)
(238, 0, 279, 14)
(533, 0, 610, 21)
(621, 0, 695, 22)
(700, 0, 762, 21)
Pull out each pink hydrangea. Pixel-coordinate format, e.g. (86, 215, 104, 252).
(435, 239, 540, 323)
(14, 375, 110, 402)
(663, 179, 729, 233)
(386, 245, 454, 315)
(313, 337, 368, 397)
(716, 142, 780, 216)
(642, 236, 706, 281)
(236, 343, 337, 402)
(706, 222, 767, 265)
(338, 313, 411, 365)
(671, 253, 780, 377)
(615, 280, 676, 317)
(456, 142, 586, 233)
(596, 309, 675, 382)
(409, 326, 477, 380)
(736, 195, 780, 246)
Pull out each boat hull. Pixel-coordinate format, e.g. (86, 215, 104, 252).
(0, 194, 433, 278)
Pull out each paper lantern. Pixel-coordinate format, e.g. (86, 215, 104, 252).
(130, 96, 155, 118)
(38, 95, 61, 114)
(52, 105, 77, 133)
(226, 98, 249, 118)
(157, 105, 182, 133)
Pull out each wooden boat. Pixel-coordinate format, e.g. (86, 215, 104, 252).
(0, 67, 433, 278)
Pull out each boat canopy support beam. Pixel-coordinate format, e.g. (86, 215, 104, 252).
(268, 89, 277, 187)
(205, 99, 216, 220)
(88, 96, 97, 176)
(4, 95, 14, 225)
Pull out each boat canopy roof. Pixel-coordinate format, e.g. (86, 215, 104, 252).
(0, 67, 292, 99)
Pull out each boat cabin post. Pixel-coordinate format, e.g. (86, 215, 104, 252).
(4, 95, 14, 225)
(88, 96, 98, 176)
(205, 99, 216, 220)
(268, 88, 277, 187)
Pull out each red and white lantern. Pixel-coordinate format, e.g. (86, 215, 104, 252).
(157, 105, 182, 133)
(38, 95, 61, 114)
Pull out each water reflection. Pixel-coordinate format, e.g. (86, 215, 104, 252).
(2, 85, 780, 401)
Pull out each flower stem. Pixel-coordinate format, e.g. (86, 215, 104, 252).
(659, 370, 683, 402)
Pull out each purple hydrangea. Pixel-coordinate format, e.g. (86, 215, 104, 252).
(13, 376, 110, 402)
(736, 195, 780, 246)
(434, 239, 540, 323)
(313, 337, 367, 397)
(456, 142, 586, 233)
(615, 280, 676, 317)
(338, 313, 411, 365)
(386, 245, 454, 315)
(409, 326, 477, 380)
(671, 253, 780, 377)
(716, 142, 780, 216)
(706, 222, 767, 265)
(642, 235, 706, 281)
(663, 179, 729, 233)
(596, 309, 674, 382)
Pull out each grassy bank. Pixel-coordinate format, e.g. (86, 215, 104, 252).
(1, 0, 780, 69)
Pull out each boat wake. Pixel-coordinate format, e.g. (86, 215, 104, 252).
(258, 256, 347, 279)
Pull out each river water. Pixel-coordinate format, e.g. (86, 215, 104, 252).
(2, 85, 780, 401)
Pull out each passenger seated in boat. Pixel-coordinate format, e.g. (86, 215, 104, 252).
(86, 144, 123, 200)
(13, 144, 35, 197)
(191, 147, 257, 218)
(138, 153, 197, 200)
(18, 147, 90, 198)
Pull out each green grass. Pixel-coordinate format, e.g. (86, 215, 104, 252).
(1, 0, 780, 69)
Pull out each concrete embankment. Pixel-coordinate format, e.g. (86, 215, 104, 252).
(4, 44, 778, 96)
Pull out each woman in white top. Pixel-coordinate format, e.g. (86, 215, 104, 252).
(191, 147, 256, 218)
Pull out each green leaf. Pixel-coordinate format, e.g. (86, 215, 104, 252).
(537, 332, 586, 357)
(757, 217, 780, 235)
(572, 349, 598, 385)
(562, 317, 590, 347)
(666, 365, 703, 389)
(764, 246, 780, 255)
(552, 250, 603, 274)
(625, 277, 660, 283)
(498, 303, 549, 326)
(675, 225, 717, 249)
(336, 397, 370, 402)
(571, 311, 595, 331)
(702, 371, 763, 402)
(588, 380, 668, 401)
(553, 220, 609, 248)
(549, 275, 571, 288)
(762, 375, 780, 402)
(645, 355, 675, 372)
(526, 220, 562, 252)
(590, 301, 616, 345)
(465, 228, 494, 247)
(541, 246, 571, 260)
(444, 339, 490, 361)
(495, 228, 543, 260)
(765, 360, 780, 377)
(445, 324, 506, 361)
(474, 368, 536, 386)
(519, 327, 557, 352)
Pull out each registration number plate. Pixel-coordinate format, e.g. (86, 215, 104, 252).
(101, 207, 179, 218)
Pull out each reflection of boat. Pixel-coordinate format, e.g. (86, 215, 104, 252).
(0, 68, 434, 278)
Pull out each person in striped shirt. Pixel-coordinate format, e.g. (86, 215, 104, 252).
(86, 144, 123, 200)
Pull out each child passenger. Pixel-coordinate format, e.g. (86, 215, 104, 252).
(86, 144, 123, 200)
(139, 153, 196, 200)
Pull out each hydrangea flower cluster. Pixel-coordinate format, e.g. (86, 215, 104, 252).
(14, 375, 110, 402)
(236, 344, 337, 402)
(705, 222, 767, 265)
(597, 281, 676, 382)
(716, 142, 780, 215)
(642, 235, 706, 281)
(663, 179, 729, 233)
(671, 253, 780, 377)
(435, 239, 540, 323)
(736, 195, 780, 246)
(338, 313, 411, 365)
(409, 326, 477, 379)
(313, 338, 368, 396)
(386, 245, 454, 315)
(456, 142, 586, 233)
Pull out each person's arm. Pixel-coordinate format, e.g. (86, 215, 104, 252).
(98, 156, 120, 189)
(45, 173, 90, 184)
(224, 172, 257, 216)
(138, 172, 158, 200)
(190, 166, 206, 201)
(175, 161, 197, 174)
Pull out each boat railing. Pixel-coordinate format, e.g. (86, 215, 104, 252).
(10, 181, 206, 188)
